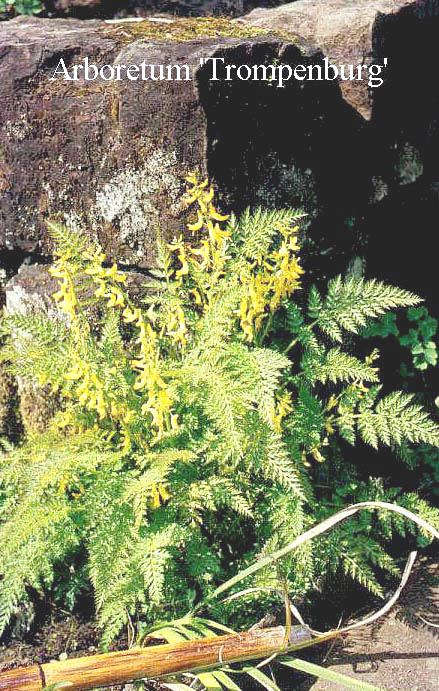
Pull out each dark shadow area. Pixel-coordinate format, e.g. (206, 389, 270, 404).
(197, 39, 369, 284)
(42, 0, 297, 19)
(365, 4, 439, 305)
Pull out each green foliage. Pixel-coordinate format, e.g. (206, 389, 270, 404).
(364, 305, 438, 371)
(1, 179, 439, 649)
(0, 0, 41, 16)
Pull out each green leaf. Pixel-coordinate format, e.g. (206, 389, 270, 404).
(197, 672, 223, 690)
(211, 670, 242, 690)
(280, 658, 381, 689)
(241, 667, 282, 691)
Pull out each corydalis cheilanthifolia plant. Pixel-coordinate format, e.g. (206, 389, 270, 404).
(1, 175, 439, 647)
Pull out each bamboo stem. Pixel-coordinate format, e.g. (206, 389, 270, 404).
(0, 626, 322, 691)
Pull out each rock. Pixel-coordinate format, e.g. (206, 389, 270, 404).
(0, 17, 296, 266)
(238, 0, 417, 120)
(0, 16, 199, 267)
(0, 16, 325, 266)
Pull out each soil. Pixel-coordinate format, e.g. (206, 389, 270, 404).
(309, 560, 439, 691)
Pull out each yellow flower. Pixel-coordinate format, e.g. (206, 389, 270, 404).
(123, 306, 141, 324)
(208, 205, 229, 222)
(326, 421, 335, 435)
(311, 447, 325, 463)
(65, 366, 83, 381)
(167, 235, 185, 253)
(326, 395, 338, 411)
(175, 250, 189, 280)
(189, 288, 203, 306)
(158, 482, 171, 502)
(104, 263, 127, 283)
(150, 482, 171, 508)
(207, 220, 231, 247)
(94, 280, 107, 299)
(189, 240, 210, 270)
(151, 484, 161, 509)
(187, 210, 204, 232)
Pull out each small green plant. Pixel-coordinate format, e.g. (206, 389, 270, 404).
(1, 176, 439, 649)
(364, 305, 438, 372)
(0, 0, 42, 16)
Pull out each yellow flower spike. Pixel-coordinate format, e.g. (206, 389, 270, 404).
(326, 421, 335, 435)
(170, 413, 179, 430)
(187, 210, 204, 232)
(326, 395, 338, 411)
(208, 204, 229, 222)
(151, 484, 161, 509)
(158, 483, 171, 503)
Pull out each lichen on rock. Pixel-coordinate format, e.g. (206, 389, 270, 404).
(94, 148, 183, 261)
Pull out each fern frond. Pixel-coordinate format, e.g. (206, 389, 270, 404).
(340, 551, 384, 598)
(302, 348, 380, 385)
(263, 433, 304, 499)
(46, 221, 89, 256)
(311, 276, 420, 342)
(229, 207, 305, 264)
(357, 392, 439, 449)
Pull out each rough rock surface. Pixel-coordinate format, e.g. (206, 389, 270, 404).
(0, 17, 207, 266)
(0, 16, 322, 266)
(239, 0, 429, 119)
